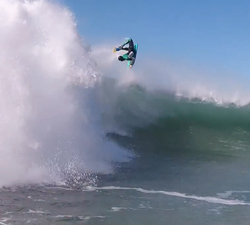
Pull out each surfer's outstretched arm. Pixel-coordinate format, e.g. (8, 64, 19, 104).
(114, 38, 134, 53)
(119, 38, 133, 49)
(121, 38, 131, 47)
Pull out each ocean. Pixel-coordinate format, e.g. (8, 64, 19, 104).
(1, 1, 250, 224)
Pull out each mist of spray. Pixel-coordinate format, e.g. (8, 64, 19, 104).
(0, 0, 132, 187)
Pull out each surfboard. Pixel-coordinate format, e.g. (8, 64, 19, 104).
(128, 44, 138, 68)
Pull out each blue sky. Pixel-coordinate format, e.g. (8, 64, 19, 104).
(59, 0, 250, 76)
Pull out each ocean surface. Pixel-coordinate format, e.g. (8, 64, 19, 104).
(1, 1, 250, 224)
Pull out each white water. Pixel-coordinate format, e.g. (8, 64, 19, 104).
(86, 186, 250, 206)
(0, 0, 132, 187)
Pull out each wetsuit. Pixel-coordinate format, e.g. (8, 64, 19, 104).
(117, 38, 136, 66)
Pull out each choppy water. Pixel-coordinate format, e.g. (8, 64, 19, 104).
(2, 136, 250, 225)
(2, 121, 250, 224)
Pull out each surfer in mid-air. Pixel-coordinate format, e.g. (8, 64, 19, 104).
(113, 38, 138, 68)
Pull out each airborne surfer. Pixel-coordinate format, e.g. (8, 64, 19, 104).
(113, 38, 138, 68)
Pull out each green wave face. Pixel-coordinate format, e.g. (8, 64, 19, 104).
(103, 83, 250, 131)
(100, 80, 250, 157)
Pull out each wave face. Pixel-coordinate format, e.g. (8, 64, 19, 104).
(97, 79, 250, 160)
(100, 82, 250, 131)
(0, 0, 132, 187)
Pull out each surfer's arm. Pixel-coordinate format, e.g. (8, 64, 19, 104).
(115, 38, 132, 52)
(119, 38, 132, 49)
(116, 46, 128, 51)
(118, 44, 128, 50)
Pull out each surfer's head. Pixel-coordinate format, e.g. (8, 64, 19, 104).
(118, 56, 125, 61)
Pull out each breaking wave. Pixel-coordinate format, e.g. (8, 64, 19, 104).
(0, 0, 132, 187)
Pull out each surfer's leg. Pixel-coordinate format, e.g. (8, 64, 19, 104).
(118, 53, 129, 61)
(127, 51, 135, 64)
(129, 57, 135, 66)
(121, 53, 129, 60)
(128, 51, 134, 60)
(118, 52, 135, 62)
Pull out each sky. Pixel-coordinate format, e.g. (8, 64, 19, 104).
(59, 0, 250, 76)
